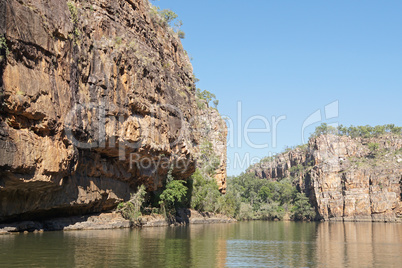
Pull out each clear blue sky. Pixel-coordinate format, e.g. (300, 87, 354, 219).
(156, 0, 402, 176)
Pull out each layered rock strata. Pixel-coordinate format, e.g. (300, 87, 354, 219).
(0, 0, 227, 222)
(248, 134, 402, 222)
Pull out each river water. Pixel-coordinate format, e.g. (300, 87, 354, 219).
(1, 221, 401, 267)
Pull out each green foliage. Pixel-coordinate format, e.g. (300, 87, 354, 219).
(196, 88, 216, 103)
(289, 164, 304, 175)
(314, 123, 402, 139)
(67, 1, 80, 40)
(256, 202, 285, 220)
(192, 74, 200, 83)
(174, 20, 183, 30)
(159, 9, 178, 24)
(258, 185, 272, 201)
(67, 1, 78, 24)
(190, 169, 221, 212)
(284, 146, 293, 153)
(368, 142, 379, 153)
(260, 156, 276, 163)
(216, 192, 240, 218)
(117, 185, 147, 223)
(149, 4, 184, 36)
(177, 30, 185, 39)
(115, 36, 122, 45)
(0, 35, 9, 57)
(199, 141, 220, 176)
(196, 88, 218, 109)
(313, 123, 338, 137)
(213, 99, 219, 109)
(291, 193, 316, 220)
(238, 203, 254, 220)
(226, 173, 300, 220)
(297, 143, 308, 151)
(159, 180, 188, 207)
(159, 166, 187, 209)
(196, 99, 206, 109)
(188, 159, 241, 217)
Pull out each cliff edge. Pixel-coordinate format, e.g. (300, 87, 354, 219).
(0, 0, 227, 222)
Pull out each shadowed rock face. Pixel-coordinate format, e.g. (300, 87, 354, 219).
(0, 0, 227, 222)
(248, 134, 402, 222)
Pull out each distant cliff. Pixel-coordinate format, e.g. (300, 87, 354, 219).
(0, 0, 226, 222)
(248, 134, 402, 222)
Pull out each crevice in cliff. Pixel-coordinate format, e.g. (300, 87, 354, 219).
(11, 39, 55, 67)
(399, 175, 402, 201)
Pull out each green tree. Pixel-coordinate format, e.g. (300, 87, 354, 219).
(216, 192, 240, 218)
(238, 202, 254, 220)
(313, 123, 338, 136)
(291, 193, 316, 220)
(159, 180, 187, 207)
(373, 125, 386, 136)
(196, 88, 216, 106)
(257, 202, 285, 220)
(159, 9, 178, 25)
(213, 99, 219, 109)
(258, 185, 272, 202)
(337, 124, 348, 136)
(158, 166, 188, 219)
(190, 169, 220, 212)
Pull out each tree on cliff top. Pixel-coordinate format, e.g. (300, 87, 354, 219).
(313, 123, 338, 137)
(312, 123, 402, 139)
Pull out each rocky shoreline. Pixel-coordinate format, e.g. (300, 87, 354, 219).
(0, 209, 236, 234)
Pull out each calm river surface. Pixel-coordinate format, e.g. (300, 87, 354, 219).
(1, 221, 401, 267)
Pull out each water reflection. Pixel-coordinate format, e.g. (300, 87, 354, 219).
(315, 222, 402, 267)
(0, 221, 401, 267)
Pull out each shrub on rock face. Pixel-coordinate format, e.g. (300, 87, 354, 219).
(117, 185, 147, 224)
(159, 9, 178, 25)
(368, 142, 379, 154)
(177, 30, 185, 39)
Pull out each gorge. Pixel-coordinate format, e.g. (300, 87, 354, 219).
(248, 130, 402, 222)
(0, 0, 401, 230)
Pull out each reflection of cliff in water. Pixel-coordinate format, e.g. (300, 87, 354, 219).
(0, 222, 401, 267)
(315, 222, 402, 267)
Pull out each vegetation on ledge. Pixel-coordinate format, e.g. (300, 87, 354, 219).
(313, 123, 402, 138)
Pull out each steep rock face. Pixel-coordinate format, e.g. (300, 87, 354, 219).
(248, 147, 308, 181)
(248, 134, 402, 222)
(196, 105, 227, 193)
(0, 0, 226, 222)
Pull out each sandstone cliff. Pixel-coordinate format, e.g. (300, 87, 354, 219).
(248, 134, 402, 222)
(195, 103, 227, 193)
(0, 0, 226, 222)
